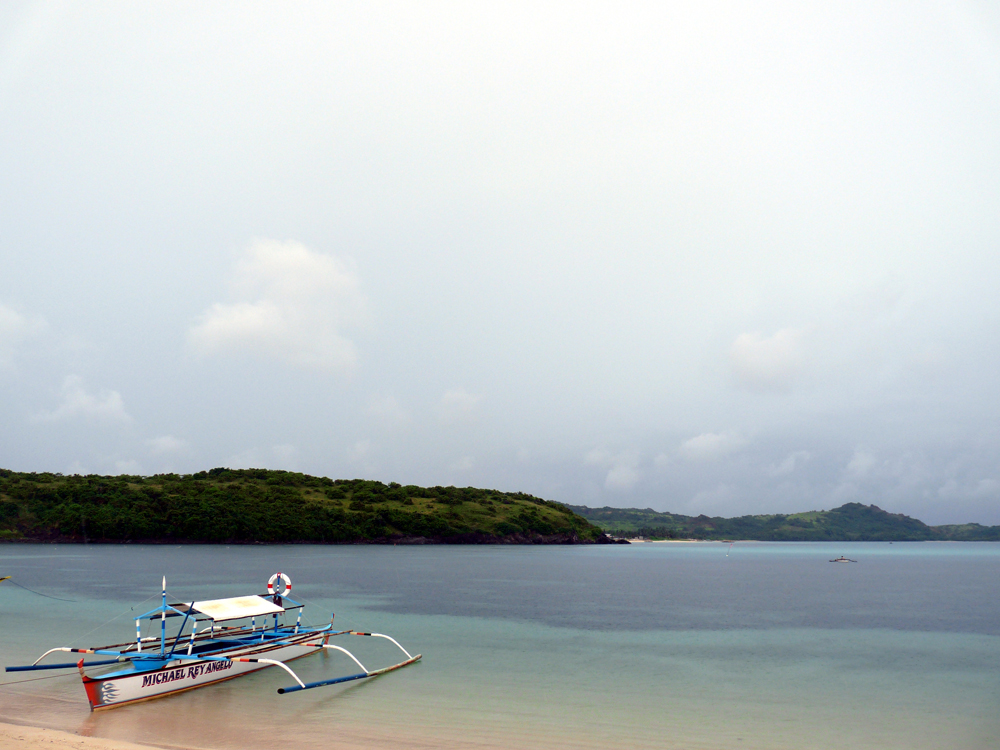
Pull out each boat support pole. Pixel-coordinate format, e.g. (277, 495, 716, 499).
(348, 632, 414, 660)
(6, 658, 121, 672)
(166, 602, 196, 660)
(28, 647, 126, 666)
(306, 644, 368, 673)
(231, 658, 305, 688)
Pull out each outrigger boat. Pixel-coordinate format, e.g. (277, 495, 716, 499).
(6, 573, 420, 710)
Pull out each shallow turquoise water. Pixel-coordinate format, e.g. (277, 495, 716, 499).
(1, 543, 998, 749)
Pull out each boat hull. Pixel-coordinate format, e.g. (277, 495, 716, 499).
(81, 635, 328, 710)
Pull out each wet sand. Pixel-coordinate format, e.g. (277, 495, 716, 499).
(0, 722, 163, 750)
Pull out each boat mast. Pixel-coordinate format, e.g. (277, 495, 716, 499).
(160, 576, 166, 656)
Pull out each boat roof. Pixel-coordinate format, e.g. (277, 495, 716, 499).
(187, 595, 285, 622)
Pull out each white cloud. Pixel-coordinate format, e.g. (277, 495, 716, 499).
(585, 448, 611, 466)
(766, 450, 811, 477)
(972, 479, 1000, 498)
(585, 448, 641, 490)
(0, 302, 45, 365)
(189, 239, 364, 370)
(939, 478, 1000, 500)
(346, 439, 377, 474)
(438, 389, 481, 425)
(115, 459, 143, 475)
(679, 431, 747, 461)
(845, 448, 877, 478)
(605, 459, 640, 491)
(347, 439, 372, 462)
(689, 483, 738, 513)
(33, 375, 132, 423)
(830, 482, 860, 502)
(146, 435, 189, 455)
(730, 328, 806, 393)
(450, 456, 475, 472)
(272, 444, 298, 468)
(937, 478, 959, 499)
(66, 460, 88, 476)
(369, 394, 408, 427)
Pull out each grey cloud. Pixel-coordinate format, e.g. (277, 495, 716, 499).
(438, 390, 482, 427)
(146, 435, 189, 455)
(2, 4, 1000, 523)
(765, 450, 810, 477)
(679, 432, 748, 462)
(0, 302, 45, 366)
(730, 329, 806, 393)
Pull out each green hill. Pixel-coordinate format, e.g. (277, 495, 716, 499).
(0, 468, 607, 544)
(568, 502, 1000, 541)
(4, 468, 991, 544)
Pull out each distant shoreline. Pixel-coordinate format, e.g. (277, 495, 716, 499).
(0, 533, 622, 546)
(573, 502, 1000, 542)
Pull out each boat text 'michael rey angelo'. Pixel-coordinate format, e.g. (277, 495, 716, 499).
(5, 573, 421, 710)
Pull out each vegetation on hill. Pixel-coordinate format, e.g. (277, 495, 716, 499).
(568, 502, 1000, 541)
(3, 467, 991, 544)
(0, 468, 607, 544)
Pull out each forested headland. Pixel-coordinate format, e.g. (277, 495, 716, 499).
(4, 467, 995, 544)
(569, 502, 1000, 541)
(0, 468, 608, 544)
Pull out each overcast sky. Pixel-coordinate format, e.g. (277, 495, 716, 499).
(2, 2, 999, 524)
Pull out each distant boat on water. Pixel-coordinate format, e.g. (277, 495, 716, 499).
(829, 556, 857, 563)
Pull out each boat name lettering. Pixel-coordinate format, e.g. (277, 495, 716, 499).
(141, 660, 232, 688)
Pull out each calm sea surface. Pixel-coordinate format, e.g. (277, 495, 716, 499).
(1, 542, 998, 749)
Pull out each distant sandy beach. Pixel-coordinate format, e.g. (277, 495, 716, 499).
(623, 538, 740, 543)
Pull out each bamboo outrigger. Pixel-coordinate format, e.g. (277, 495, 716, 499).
(5, 573, 421, 710)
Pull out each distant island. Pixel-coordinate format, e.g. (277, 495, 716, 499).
(2, 467, 996, 544)
(568, 502, 1000, 542)
(0, 468, 608, 544)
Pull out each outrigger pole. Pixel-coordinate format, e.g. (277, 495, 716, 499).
(274, 633, 421, 694)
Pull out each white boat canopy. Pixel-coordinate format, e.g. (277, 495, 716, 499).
(190, 595, 285, 622)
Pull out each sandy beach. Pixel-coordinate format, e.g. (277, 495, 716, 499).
(0, 723, 165, 750)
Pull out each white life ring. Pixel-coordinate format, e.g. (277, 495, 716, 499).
(267, 572, 291, 597)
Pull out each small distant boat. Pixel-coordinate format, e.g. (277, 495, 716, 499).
(6, 573, 420, 710)
(829, 556, 857, 563)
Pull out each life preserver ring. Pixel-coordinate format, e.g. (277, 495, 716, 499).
(267, 572, 291, 598)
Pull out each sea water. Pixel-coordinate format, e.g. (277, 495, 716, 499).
(0, 542, 998, 749)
